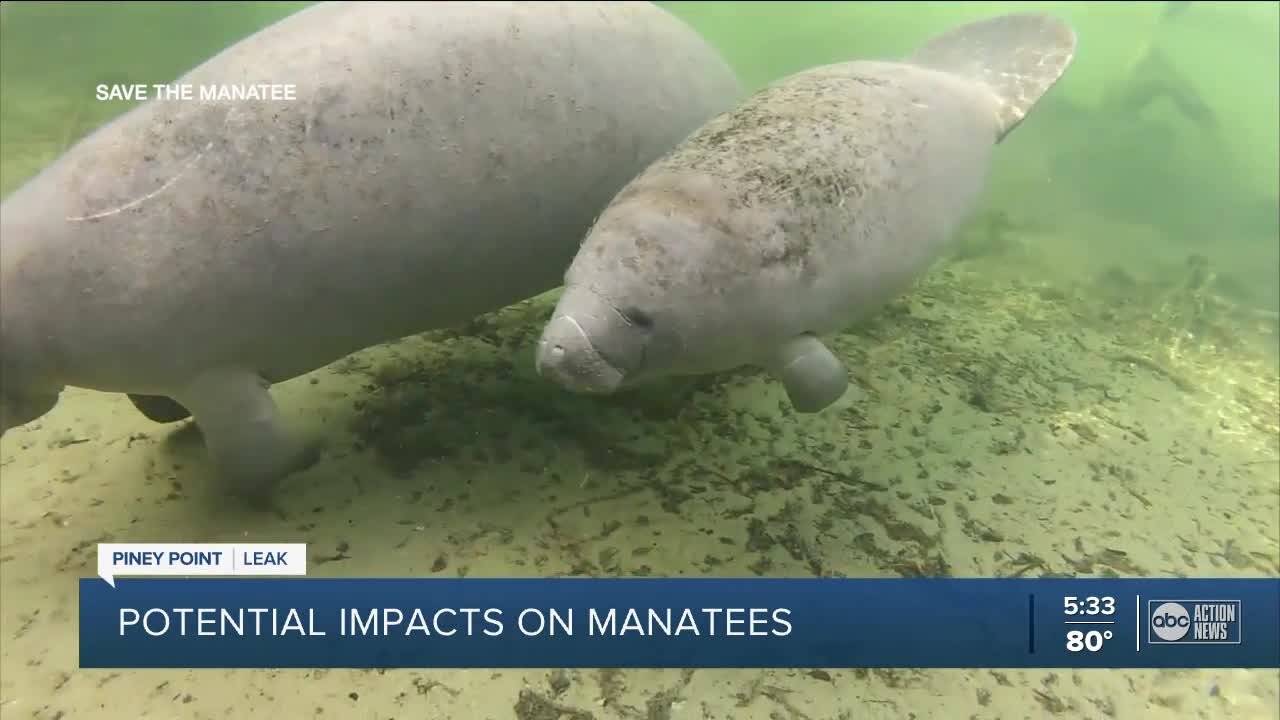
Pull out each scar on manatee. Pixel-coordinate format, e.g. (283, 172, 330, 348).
(65, 140, 214, 223)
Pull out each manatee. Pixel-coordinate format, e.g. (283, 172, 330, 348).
(0, 1, 742, 499)
(535, 14, 1076, 413)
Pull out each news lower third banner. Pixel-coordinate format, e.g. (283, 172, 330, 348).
(80, 544, 1278, 669)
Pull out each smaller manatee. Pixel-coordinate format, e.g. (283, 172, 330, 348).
(536, 13, 1077, 413)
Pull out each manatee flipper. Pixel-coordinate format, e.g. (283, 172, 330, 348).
(909, 13, 1077, 140)
(766, 334, 849, 413)
(173, 368, 322, 503)
(126, 393, 193, 423)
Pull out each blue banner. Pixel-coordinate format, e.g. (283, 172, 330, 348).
(79, 577, 1279, 668)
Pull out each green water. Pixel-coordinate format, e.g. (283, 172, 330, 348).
(1, 3, 1277, 719)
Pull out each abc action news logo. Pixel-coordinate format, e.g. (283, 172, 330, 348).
(1148, 600, 1242, 645)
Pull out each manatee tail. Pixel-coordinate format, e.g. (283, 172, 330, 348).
(909, 13, 1077, 141)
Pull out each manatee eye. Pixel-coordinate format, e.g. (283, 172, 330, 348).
(619, 306, 654, 329)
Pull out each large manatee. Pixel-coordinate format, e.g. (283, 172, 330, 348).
(0, 1, 742, 500)
(535, 14, 1076, 412)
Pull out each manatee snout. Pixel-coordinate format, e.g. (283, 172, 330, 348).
(536, 315, 625, 394)
(535, 286, 649, 395)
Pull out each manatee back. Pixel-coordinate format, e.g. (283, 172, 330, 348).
(598, 13, 1076, 341)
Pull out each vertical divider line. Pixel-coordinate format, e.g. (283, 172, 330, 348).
(1028, 594, 1035, 654)
(1135, 594, 1140, 653)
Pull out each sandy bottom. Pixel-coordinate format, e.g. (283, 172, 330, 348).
(2, 221, 1278, 719)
